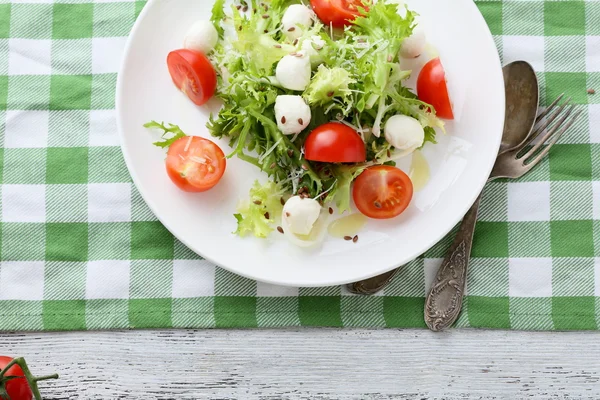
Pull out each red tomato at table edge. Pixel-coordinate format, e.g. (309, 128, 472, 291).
(352, 165, 413, 219)
(167, 49, 217, 106)
(304, 122, 366, 163)
(417, 57, 454, 120)
(166, 136, 226, 192)
(310, 0, 368, 27)
(0, 356, 32, 400)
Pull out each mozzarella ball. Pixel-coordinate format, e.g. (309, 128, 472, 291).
(400, 24, 426, 59)
(275, 95, 311, 135)
(384, 115, 424, 151)
(184, 20, 219, 54)
(275, 52, 311, 91)
(282, 4, 314, 40)
(301, 35, 325, 65)
(282, 196, 321, 236)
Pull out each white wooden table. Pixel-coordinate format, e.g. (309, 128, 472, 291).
(2, 329, 600, 399)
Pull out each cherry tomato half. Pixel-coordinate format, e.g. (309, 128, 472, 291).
(0, 356, 32, 400)
(352, 165, 413, 219)
(166, 136, 226, 192)
(417, 57, 454, 120)
(167, 49, 217, 106)
(310, 0, 368, 27)
(304, 122, 366, 163)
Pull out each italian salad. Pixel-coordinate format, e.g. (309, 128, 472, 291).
(145, 0, 454, 246)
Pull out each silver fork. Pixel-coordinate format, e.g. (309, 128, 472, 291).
(424, 94, 582, 331)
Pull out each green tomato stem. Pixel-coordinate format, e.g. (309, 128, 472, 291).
(0, 357, 58, 400)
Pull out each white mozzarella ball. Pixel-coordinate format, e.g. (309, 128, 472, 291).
(282, 196, 322, 236)
(274, 95, 311, 135)
(275, 52, 311, 91)
(183, 20, 219, 54)
(400, 24, 426, 59)
(384, 115, 425, 152)
(282, 4, 314, 40)
(301, 35, 325, 65)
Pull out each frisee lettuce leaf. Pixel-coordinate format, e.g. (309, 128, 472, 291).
(144, 121, 187, 148)
(303, 65, 355, 106)
(234, 180, 285, 238)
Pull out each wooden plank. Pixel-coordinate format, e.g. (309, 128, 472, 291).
(1, 329, 600, 399)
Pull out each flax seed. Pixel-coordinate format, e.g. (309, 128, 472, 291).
(277, 226, 284, 234)
(374, 201, 382, 209)
(327, 91, 334, 97)
(287, 27, 296, 32)
(344, 236, 352, 241)
(285, 212, 291, 217)
(253, 200, 262, 205)
(298, 118, 303, 125)
(353, 235, 358, 243)
(588, 88, 596, 94)
(329, 207, 333, 214)
(280, 197, 285, 206)
(264, 212, 270, 219)
(281, 116, 286, 123)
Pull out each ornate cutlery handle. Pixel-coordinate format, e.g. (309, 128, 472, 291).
(424, 194, 482, 331)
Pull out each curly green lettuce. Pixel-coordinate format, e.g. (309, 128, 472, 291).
(234, 180, 285, 238)
(303, 65, 355, 106)
(207, 0, 442, 236)
(143, 121, 187, 148)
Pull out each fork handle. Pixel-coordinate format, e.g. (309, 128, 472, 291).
(424, 193, 482, 331)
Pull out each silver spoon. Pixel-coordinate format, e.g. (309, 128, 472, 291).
(346, 61, 539, 295)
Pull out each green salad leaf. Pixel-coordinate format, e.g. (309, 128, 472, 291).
(234, 180, 285, 238)
(304, 65, 355, 106)
(144, 121, 187, 148)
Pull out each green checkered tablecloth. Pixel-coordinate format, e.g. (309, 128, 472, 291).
(0, 0, 598, 331)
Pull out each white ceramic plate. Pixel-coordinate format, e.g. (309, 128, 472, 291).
(117, 0, 504, 286)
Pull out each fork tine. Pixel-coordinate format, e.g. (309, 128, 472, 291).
(522, 109, 582, 170)
(535, 93, 565, 124)
(519, 98, 573, 156)
(521, 104, 575, 160)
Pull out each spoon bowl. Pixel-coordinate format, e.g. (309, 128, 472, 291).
(500, 61, 539, 153)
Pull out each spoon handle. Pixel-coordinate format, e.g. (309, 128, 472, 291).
(346, 268, 402, 295)
(424, 193, 482, 331)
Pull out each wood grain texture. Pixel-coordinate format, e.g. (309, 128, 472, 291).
(2, 329, 600, 399)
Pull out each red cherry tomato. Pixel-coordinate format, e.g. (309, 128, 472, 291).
(167, 49, 217, 106)
(304, 122, 366, 163)
(417, 58, 454, 119)
(0, 356, 32, 400)
(166, 136, 226, 192)
(352, 165, 413, 219)
(310, 0, 368, 27)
